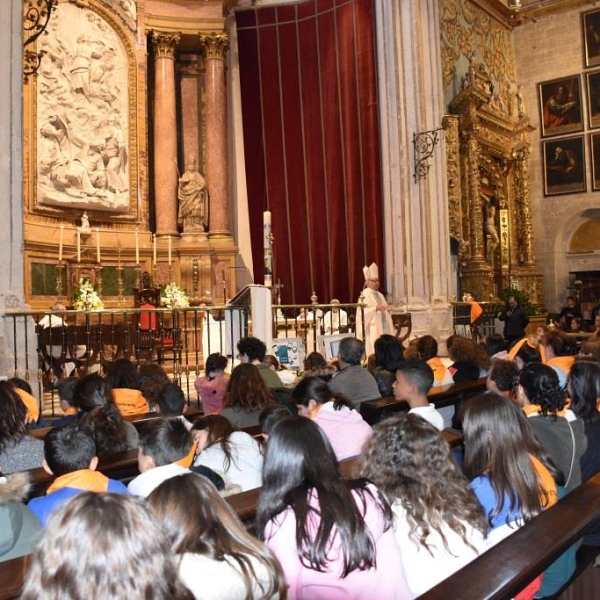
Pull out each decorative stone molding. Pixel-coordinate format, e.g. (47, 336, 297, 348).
(198, 33, 229, 60)
(151, 31, 180, 59)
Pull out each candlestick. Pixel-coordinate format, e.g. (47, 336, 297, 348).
(135, 229, 139, 265)
(77, 230, 81, 262)
(96, 228, 101, 263)
(264, 211, 272, 287)
(168, 235, 172, 265)
(153, 234, 157, 265)
(58, 225, 64, 262)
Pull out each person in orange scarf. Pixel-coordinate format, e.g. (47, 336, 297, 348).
(106, 358, 149, 416)
(28, 424, 128, 526)
(540, 330, 577, 389)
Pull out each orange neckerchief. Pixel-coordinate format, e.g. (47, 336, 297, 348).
(174, 440, 199, 468)
(15, 388, 40, 423)
(47, 469, 109, 495)
(507, 337, 545, 363)
(427, 357, 449, 384)
(546, 355, 575, 374)
(469, 299, 483, 324)
(530, 454, 558, 508)
(522, 403, 567, 419)
(63, 406, 77, 416)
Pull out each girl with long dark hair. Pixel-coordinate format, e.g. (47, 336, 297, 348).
(256, 417, 411, 599)
(148, 473, 286, 600)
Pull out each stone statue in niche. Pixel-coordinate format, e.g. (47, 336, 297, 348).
(35, 2, 129, 213)
(481, 177, 500, 263)
(79, 211, 91, 233)
(178, 157, 209, 233)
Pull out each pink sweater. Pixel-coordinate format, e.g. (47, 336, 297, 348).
(264, 485, 412, 600)
(313, 403, 372, 460)
(194, 374, 228, 414)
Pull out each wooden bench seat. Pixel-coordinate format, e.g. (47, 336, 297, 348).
(359, 377, 487, 426)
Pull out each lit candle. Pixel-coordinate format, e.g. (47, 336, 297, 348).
(168, 235, 172, 265)
(153, 234, 157, 265)
(135, 229, 139, 265)
(77, 230, 81, 263)
(58, 225, 64, 262)
(96, 228, 101, 263)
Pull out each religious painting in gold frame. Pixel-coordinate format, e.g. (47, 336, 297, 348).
(538, 76, 583, 138)
(586, 70, 600, 129)
(25, 0, 139, 222)
(542, 135, 586, 197)
(583, 9, 600, 68)
(590, 133, 600, 191)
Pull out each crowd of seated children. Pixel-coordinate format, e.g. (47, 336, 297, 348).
(220, 364, 275, 428)
(367, 334, 405, 397)
(28, 424, 128, 526)
(156, 382, 192, 430)
(106, 358, 149, 416)
(0, 381, 44, 473)
(256, 416, 412, 600)
(21, 492, 194, 600)
(392, 360, 444, 430)
(359, 413, 488, 596)
(463, 392, 576, 598)
(516, 363, 586, 492)
(128, 418, 195, 498)
(148, 473, 286, 600)
(237, 337, 283, 389)
(194, 352, 229, 414)
(191, 414, 263, 492)
(73, 373, 139, 454)
(0, 469, 41, 562)
(292, 376, 372, 460)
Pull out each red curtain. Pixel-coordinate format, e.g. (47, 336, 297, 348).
(236, 0, 384, 305)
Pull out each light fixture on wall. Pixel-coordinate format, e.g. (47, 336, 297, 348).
(23, 0, 56, 81)
(413, 127, 444, 183)
(508, 0, 522, 9)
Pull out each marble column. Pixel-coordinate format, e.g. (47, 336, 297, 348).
(151, 31, 180, 236)
(199, 33, 231, 239)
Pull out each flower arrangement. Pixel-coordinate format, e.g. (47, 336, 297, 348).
(160, 282, 189, 309)
(71, 277, 104, 310)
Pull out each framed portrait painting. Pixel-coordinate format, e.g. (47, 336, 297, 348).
(583, 9, 600, 68)
(590, 133, 600, 190)
(542, 135, 586, 196)
(586, 70, 600, 128)
(538, 76, 583, 138)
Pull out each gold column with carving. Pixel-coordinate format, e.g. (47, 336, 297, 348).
(151, 31, 180, 237)
(199, 33, 230, 239)
(514, 146, 535, 267)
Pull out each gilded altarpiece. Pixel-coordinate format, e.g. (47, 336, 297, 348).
(445, 66, 543, 306)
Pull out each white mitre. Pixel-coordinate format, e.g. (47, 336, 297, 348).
(362, 263, 379, 281)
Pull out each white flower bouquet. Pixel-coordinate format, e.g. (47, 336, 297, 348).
(72, 277, 104, 310)
(160, 282, 189, 308)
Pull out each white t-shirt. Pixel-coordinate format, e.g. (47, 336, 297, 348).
(179, 552, 278, 600)
(408, 404, 445, 431)
(127, 464, 189, 498)
(194, 431, 263, 492)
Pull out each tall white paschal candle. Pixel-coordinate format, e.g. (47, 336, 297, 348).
(264, 211, 272, 287)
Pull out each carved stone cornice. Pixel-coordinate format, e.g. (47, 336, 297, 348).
(151, 31, 180, 59)
(199, 33, 229, 60)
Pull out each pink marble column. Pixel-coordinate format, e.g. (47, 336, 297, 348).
(199, 33, 231, 238)
(151, 31, 180, 236)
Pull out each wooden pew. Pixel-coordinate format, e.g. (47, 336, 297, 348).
(419, 470, 600, 600)
(359, 377, 487, 426)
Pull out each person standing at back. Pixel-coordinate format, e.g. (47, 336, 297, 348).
(498, 295, 529, 346)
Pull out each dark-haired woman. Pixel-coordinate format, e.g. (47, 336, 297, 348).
(517, 362, 586, 492)
(292, 377, 371, 461)
(107, 358, 149, 416)
(256, 417, 411, 600)
(149, 473, 286, 600)
(0, 382, 44, 473)
(220, 364, 274, 428)
(368, 334, 404, 396)
(73, 373, 139, 454)
(463, 391, 576, 598)
(359, 413, 487, 596)
(192, 415, 263, 492)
